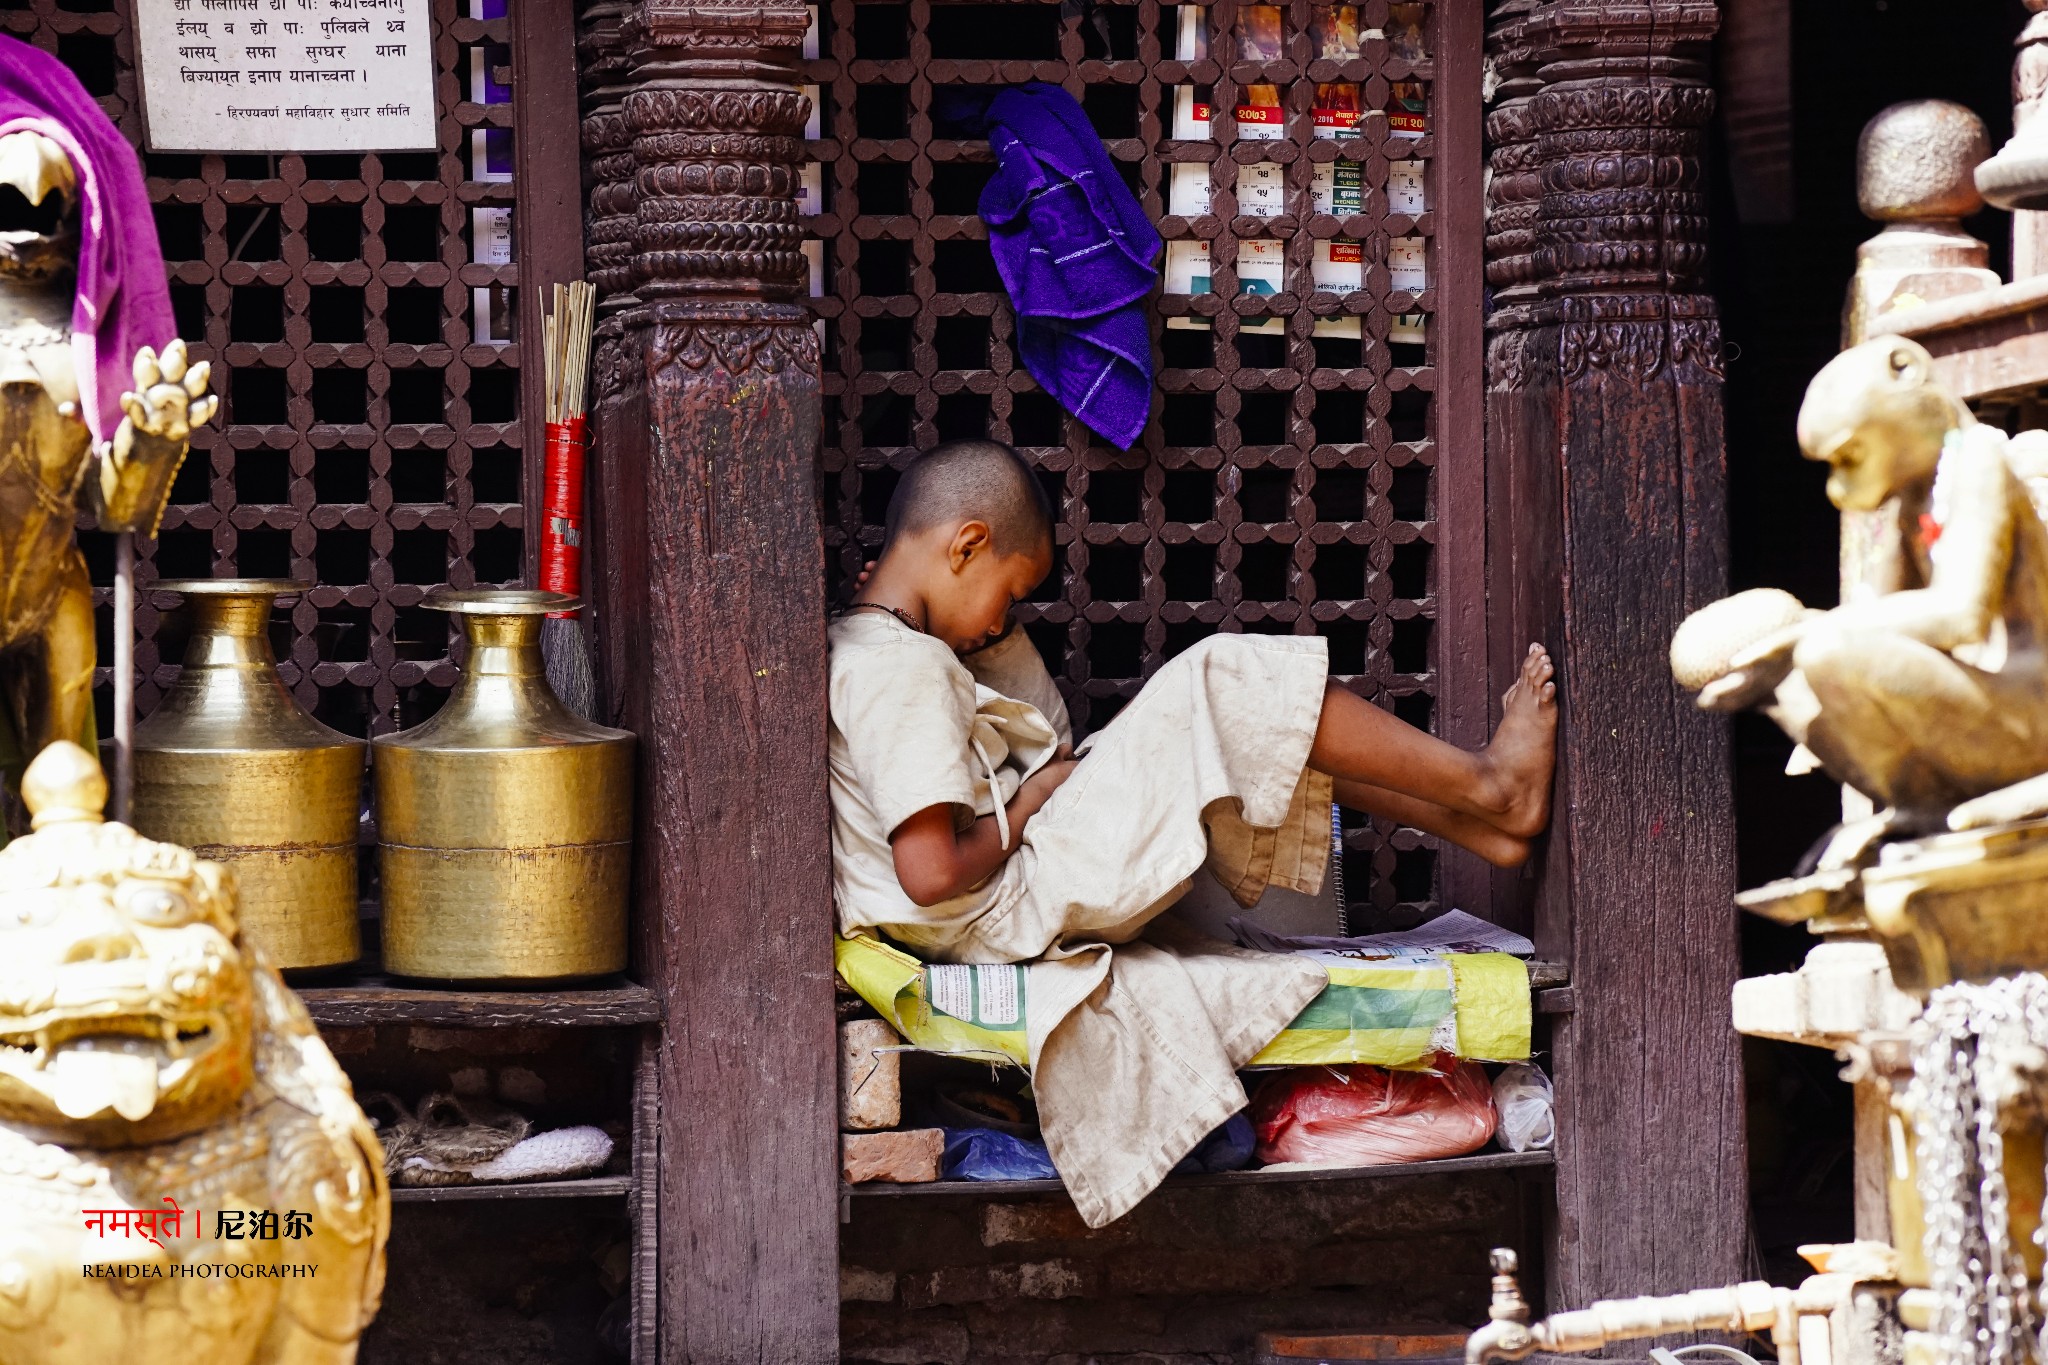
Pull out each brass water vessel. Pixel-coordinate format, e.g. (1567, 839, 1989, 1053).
(374, 589, 633, 982)
(133, 579, 365, 971)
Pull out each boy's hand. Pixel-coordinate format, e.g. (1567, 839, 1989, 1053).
(888, 747, 1080, 907)
(1013, 752, 1079, 819)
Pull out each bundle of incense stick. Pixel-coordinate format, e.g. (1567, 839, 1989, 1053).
(539, 281, 597, 718)
(542, 280, 594, 425)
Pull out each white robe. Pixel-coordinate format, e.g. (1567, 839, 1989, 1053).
(828, 615, 1332, 1225)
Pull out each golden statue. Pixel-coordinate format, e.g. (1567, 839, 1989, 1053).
(0, 741, 388, 1362)
(0, 127, 213, 766)
(1673, 335, 2048, 831)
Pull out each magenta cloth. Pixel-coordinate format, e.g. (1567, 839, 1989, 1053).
(980, 83, 1159, 450)
(0, 38, 177, 444)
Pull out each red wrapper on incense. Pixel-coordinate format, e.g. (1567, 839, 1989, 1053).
(539, 415, 587, 616)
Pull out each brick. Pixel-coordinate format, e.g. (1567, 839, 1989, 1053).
(840, 1019, 903, 1130)
(1016, 1260, 1088, 1300)
(840, 1265, 898, 1303)
(843, 1128, 944, 1184)
(900, 1263, 1020, 1309)
(980, 1202, 1134, 1247)
(841, 1310, 970, 1365)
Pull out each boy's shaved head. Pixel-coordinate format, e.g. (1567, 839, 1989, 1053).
(885, 440, 1055, 556)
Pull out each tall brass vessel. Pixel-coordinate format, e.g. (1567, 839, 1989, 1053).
(374, 589, 633, 982)
(133, 579, 366, 971)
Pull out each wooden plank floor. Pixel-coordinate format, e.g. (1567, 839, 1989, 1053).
(389, 1176, 634, 1203)
(845, 1148, 1554, 1200)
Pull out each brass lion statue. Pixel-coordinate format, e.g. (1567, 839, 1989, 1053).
(0, 741, 387, 1362)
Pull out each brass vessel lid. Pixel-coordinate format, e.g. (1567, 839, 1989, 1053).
(423, 588, 581, 617)
(151, 578, 309, 600)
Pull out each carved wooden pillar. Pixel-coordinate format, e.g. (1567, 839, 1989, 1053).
(1485, 0, 1745, 1313)
(584, 0, 835, 1357)
(578, 0, 641, 722)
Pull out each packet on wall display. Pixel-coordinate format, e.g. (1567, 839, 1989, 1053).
(468, 40, 513, 184)
(1237, 162, 1285, 215)
(1311, 4, 1359, 58)
(1387, 1, 1426, 60)
(1164, 240, 1212, 330)
(1162, 241, 1282, 334)
(1312, 239, 1363, 338)
(1237, 239, 1284, 296)
(1313, 83, 1361, 137)
(1312, 161, 1364, 215)
(1238, 4, 1282, 59)
(1312, 239, 1363, 293)
(1236, 85, 1286, 141)
(803, 239, 826, 343)
(1169, 164, 1285, 218)
(795, 162, 824, 217)
(1169, 163, 1212, 216)
(1388, 236, 1427, 294)
(1387, 160, 1426, 215)
(803, 239, 824, 296)
(1389, 235, 1427, 346)
(1237, 239, 1285, 334)
(470, 207, 513, 344)
(1173, 85, 1213, 140)
(1388, 80, 1427, 138)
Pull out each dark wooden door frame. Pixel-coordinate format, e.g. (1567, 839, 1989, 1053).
(1484, 0, 1747, 1314)
(576, 0, 840, 1359)
(566, 0, 1750, 1355)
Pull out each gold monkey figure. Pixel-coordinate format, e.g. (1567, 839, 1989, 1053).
(0, 128, 213, 766)
(0, 741, 388, 1363)
(1673, 335, 2048, 835)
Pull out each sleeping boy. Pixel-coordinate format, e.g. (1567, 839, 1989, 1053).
(830, 439, 1555, 1225)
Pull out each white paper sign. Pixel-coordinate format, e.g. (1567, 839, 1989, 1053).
(135, 0, 437, 152)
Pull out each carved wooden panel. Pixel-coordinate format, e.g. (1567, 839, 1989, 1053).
(804, 0, 1470, 921)
(9, 0, 528, 741)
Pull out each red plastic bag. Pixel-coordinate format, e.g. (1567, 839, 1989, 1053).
(1249, 1058, 1498, 1167)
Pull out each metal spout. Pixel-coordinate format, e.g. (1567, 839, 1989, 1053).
(1468, 1250, 1537, 1365)
(1463, 1248, 1784, 1365)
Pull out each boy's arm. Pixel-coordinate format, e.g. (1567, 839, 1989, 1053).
(891, 757, 1078, 906)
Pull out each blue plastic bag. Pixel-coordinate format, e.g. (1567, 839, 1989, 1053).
(1171, 1113, 1256, 1175)
(941, 1127, 1058, 1181)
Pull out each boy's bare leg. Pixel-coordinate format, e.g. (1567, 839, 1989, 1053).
(1308, 644, 1557, 838)
(1330, 778, 1531, 869)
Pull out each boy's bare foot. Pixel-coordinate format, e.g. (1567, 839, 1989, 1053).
(1478, 644, 1558, 839)
(1466, 822, 1534, 870)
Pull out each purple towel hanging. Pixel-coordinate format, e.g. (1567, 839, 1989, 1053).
(980, 83, 1162, 450)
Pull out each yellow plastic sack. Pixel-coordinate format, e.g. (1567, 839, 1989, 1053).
(834, 933, 1530, 1069)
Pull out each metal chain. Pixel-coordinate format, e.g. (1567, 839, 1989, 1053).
(1911, 974, 2048, 1365)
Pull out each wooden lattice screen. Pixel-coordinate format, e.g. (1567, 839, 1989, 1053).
(7, 0, 527, 742)
(806, 0, 1480, 923)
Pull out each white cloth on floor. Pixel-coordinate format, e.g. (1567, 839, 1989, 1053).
(828, 617, 1334, 1225)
